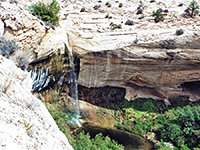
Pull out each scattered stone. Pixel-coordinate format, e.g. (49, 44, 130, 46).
(176, 29, 184, 36)
(138, 15, 145, 19)
(150, 0, 155, 2)
(105, 14, 112, 19)
(110, 23, 122, 30)
(178, 3, 183, 7)
(125, 19, 134, 25)
(117, 24, 122, 29)
(98, 0, 102, 3)
(164, 9, 169, 13)
(160, 40, 176, 49)
(105, 1, 109, 5)
(158, 8, 163, 12)
(107, 3, 112, 7)
(93, 4, 101, 10)
(133, 39, 138, 44)
(136, 7, 143, 14)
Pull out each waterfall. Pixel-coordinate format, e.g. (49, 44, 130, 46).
(69, 53, 79, 116)
(67, 45, 81, 127)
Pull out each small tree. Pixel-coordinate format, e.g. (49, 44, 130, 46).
(153, 9, 164, 22)
(185, 0, 199, 17)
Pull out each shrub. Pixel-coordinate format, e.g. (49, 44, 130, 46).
(158, 105, 200, 148)
(107, 3, 112, 7)
(80, 8, 85, 12)
(185, 0, 199, 17)
(12, 52, 29, 70)
(119, 3, 123, 8)
(153, 9, 164, 22)
(0, 37, 18, 58)
(28, 0, 60, 28)
(73, 131, 124, 150)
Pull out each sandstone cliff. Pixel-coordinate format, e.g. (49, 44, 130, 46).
(1, 0, 200, 103)
(0, 55, 73, 150)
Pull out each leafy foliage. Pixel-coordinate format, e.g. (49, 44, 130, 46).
(158, 105, 200, 148)
(112, 98, 200, 149)
(73, 131, 124, 150)
(113, 98, 165, 136)
(0, 37, 18, 58)
(46, 102, 76, 144)
(80, 8, 85, 12)
(153, 9, 164, 22)
(185, 0, 199, 17)
(28, 0, 60, 28)
(119, 3, 123, 8)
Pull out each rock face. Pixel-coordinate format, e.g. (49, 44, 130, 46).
(1, 0, 200, 102)
(62, 0, 200, 103)
(74, 29, 200, 102)
(0, 55, 73, 150)
(0, 0, 68, 61)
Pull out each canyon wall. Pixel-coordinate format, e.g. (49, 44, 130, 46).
(1, 0, 200, 103)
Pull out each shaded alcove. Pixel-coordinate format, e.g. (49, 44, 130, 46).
(181, 81, 200, 95)
(78, 85, 126, 107)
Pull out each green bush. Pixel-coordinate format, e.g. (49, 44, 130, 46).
(46, 103, 75, 144)
(80, 8, 85, 12)
(153, 9, 164, 22)
(158, 105, 200, 148)
(185, 0, 199, 17)
(73, 131, 124, 150)
(28, 0, 60, 28)
(119, 3, 123, 8)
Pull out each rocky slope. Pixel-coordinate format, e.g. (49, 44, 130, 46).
(1, 0, 200, 103)
(0, 55, 73, 150)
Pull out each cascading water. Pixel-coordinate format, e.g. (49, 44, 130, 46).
(68, 46, 81, 127)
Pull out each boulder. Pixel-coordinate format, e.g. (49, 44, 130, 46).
(0, 55, 73, 150)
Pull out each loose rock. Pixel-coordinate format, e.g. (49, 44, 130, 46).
(125, 19, 134, 25)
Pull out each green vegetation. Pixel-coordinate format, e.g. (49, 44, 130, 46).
(45, 102, 75, 144)
(73, 131, 124, 150)
(24, 120, 34, 132)
(119, 3, 123, 8)
(185, 0, 199, 17)
(113, 98, 165, 137)
(158, 105, 200, 148)
(46, 101, 124, 149)
(153, 9, 164, 22)
(80, 8, 85, 12)
(28, 0, 60, 28)
(110, 22, 118, 30)
(111, 98, 200, 149)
